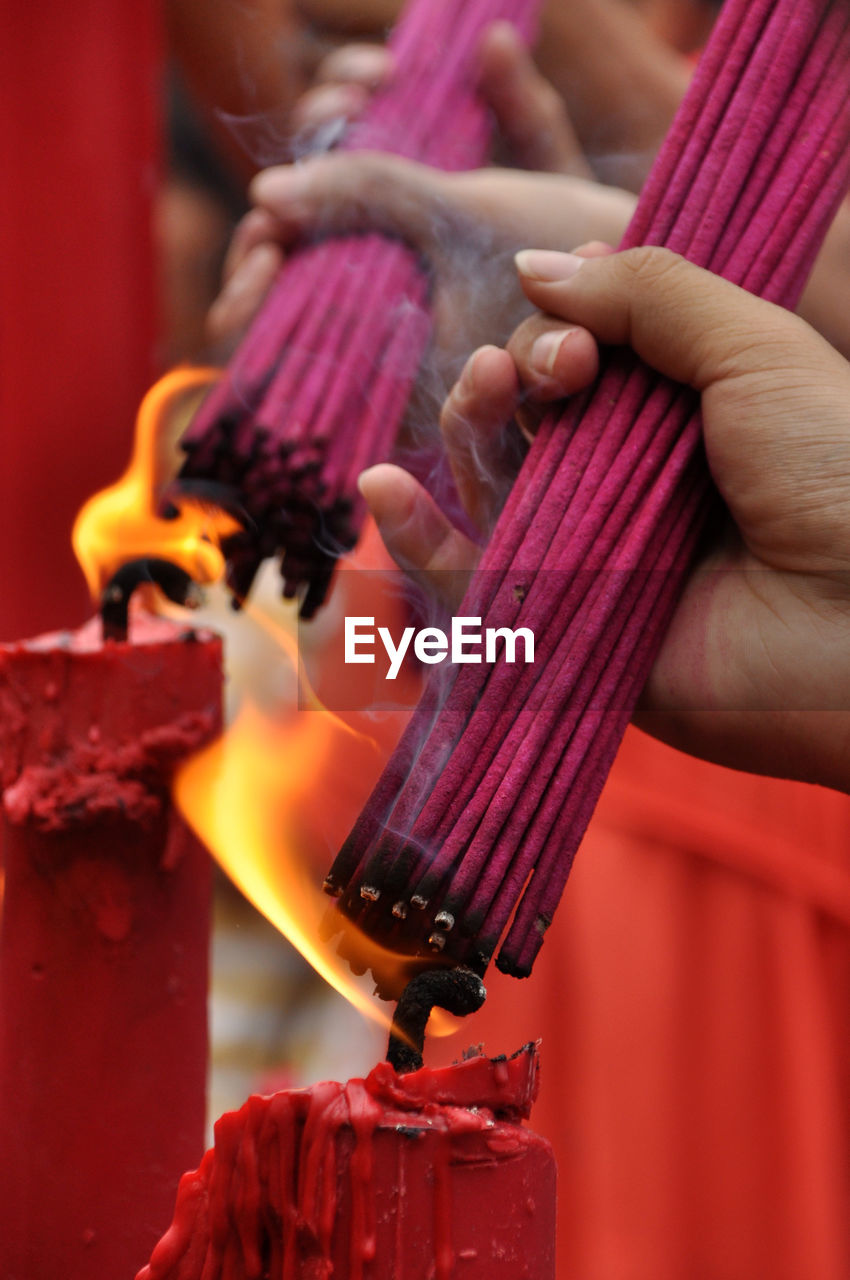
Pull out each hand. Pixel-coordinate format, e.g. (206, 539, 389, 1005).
(206, 21, 624, 367)
(207, 154, 634, 378)
(292, 23, 590, 176)
(361, 246, 850, 793)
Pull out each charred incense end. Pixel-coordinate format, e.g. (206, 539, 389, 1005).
(360, 885, 381, 903)
(322, 877, 342, 899)
(427, 931, 447, 953)
(386, 967, 487, 1074)
(434, 911, 455, 931)
(392, 901, 409, 920)
(100, 558, 199, 643)
(410, 894, 429, 910)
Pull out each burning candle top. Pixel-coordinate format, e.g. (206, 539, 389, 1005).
(0, 609, 222, 831)
(138, 1042, 555, 1280)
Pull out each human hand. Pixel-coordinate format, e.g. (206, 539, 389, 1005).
(361, 246, 850, 792)
(206, 17, 620, 365)
(207, 153, 633, 381)
(292, 22, 590, 176)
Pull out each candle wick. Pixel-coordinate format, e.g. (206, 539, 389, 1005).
(387, 967, 486, 1074)
(100, 558, 201, 642)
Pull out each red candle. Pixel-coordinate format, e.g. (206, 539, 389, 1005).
(138, 1043, 555, 1279)
(0, 609, 223, 1279)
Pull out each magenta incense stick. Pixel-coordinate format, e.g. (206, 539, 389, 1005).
(178, 0, 542, 617)
(324, 0, 850, 983)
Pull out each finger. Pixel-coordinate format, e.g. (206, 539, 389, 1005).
(207, 242, 283, 344)
(440, 346, 523, 531)
(249, 154, 454, 252)
(477, 22, 592, 177)
(513, 244, 850, 571)
(512, 245, 822, 393)
(291, 82, 369, 141)
(315, 43, 394, 88)
(222, 207, 283, 283)
(358, 464, 480, 611)
(505, 316, 599, 401)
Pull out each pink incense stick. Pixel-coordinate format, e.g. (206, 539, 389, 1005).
(324, 0, 850, 980)
(178, 0, 543, 617)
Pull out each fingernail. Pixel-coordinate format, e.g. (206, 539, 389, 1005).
(515, 250, 584, 282)
(530, 330, 576, 376)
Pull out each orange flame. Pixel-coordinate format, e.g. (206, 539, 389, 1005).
(72, 368, 454, 1041)
(174, 699, 441, 1033)
(72, 368, 240, 600)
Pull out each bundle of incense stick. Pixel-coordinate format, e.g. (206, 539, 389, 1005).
(178, 0, 541, 618)
(324, 0, 850, 981)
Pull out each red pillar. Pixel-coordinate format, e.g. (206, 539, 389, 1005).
(0, 2, 162, 640)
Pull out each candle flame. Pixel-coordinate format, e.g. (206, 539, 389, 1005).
(71, 368, 455, 1040)
(174, 698, 448, 1033)
(72, 368, 240, 600)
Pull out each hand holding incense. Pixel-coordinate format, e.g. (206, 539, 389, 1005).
(324, 0, 850, 978)
(179, 0, 542, 618)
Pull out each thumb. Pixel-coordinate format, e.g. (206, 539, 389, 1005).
(513, 245, 828, 393)
(249, 152, 454, 255)
(513, 245, 850, 572)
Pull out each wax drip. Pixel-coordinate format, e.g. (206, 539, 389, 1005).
(136, 1047, 550, 1279)
(100, 558, 201, 643)
(386, 968, 486, 1073)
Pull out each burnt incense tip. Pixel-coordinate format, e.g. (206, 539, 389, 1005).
(410, 894, 429, 910)
(392, 901, 409, 920)
(169, 476, 245, 515)
(100, 558, 200, 643)
(495, 955, 532, 980)
(433, 911, 455, 931)
(386, 967, 487, 1074)
(360, 885, 381, 903)
(427, 932, 447, 953)
(322, 877, 342, 899)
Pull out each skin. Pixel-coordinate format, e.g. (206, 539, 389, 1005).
(209, 146, 850, 366)
(169, 0, 690, 187)
(212, 160, 850, 792)
(206, 12, 850, 365)
(207, 155, 636, 355)
(364, 247, 850, 793)
(294, 23, 592, 177)
(205, 38, 850, 793)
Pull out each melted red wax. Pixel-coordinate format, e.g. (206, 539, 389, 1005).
(137, 1046, 556, 1280)
(0, 611, 221, 833)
